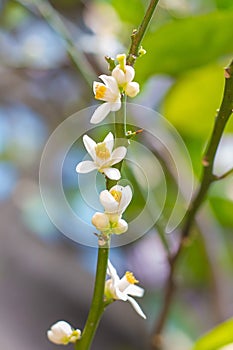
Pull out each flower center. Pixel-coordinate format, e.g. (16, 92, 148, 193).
(125, 271, 139, 284)
(95, 84, 107, 99)
(110, 190, 122, 203)
(95, 142, 110, 159)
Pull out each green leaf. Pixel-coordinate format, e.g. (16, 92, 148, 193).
(136, 11, 233, 80)
(191, 318, 233, 350)
(107, 0, 146, 25)
(162, 64, 230, 137)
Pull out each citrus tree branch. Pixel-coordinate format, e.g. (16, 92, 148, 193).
(151, 59, 233, 350)
(127, 0, 160, 66)
(75, 243, 110, 350)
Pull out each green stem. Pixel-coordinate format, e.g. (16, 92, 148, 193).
(127, 0, 160, 66)
(151, 59, 233, 350)
(75, 241, 110, 350)
(16, 0, 95, 87)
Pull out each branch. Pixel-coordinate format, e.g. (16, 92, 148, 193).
(151, 59, 233, 350)
(213, 167, 233, 181)
(75, 243, 110, 350)
(126, 0, 160, 66)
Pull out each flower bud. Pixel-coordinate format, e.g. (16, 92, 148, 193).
(125, 81, 140, 97)
(47, 321, 81, 345)
(112, 219, 128, 235)
(92, 212, 110, 231)
(112, 65, 135, 86)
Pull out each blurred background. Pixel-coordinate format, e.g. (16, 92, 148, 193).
(0, 0, 233, 349)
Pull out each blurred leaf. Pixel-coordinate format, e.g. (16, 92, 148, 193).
(209, 197, 233, 227)
(215, 0, 233, 10)
(191, 318, 233, 350)
(162, 64, 228, 137)
(178, 234, 211, 286)
(109, 0, 146, 25)
(136, 11, 233, 80)
(1, 1, 29, 29)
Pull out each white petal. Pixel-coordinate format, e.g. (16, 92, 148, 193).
(103, 167, 121, 180)
(113, 219, 128, 234)
(125, 65, 135, 83)
(120, 185, 133, 213)
(127, 296, 146, 319)
(125, 284, 145, 298)
(92, 212, 110, 231)
(90, 103, 112, 124)
(109, 101, 121, 111)
(47, 330, 62, 344)
(83, 134, 96, 159)
(112, 67, 125, 85)
(76, 160, 97, 173)
(100, 74, 119, 92)
(125, 81, 140, 98)
(110, 146, 127, 165)
(104, 132, 114, 153)
(51, 321, 72, 336)
(99, 190, 119, 212)
(115, 288, 128, 301)
(107, 260, 120, 283)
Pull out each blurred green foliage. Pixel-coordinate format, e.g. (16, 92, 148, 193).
(192, 318, 233, 350)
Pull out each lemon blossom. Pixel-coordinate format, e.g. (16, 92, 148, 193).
(105, 260, 146, 319)
(91, 185, 132, 235)
(112, 54, 140, 98)
(76, 132, 127, 180)
(47, 321, 81, 345)
(99, 184, 132, 215)
(91, 74, 121, 124)
(92, 212, 128, 235)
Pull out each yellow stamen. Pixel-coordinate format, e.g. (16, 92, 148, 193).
(95, 84, 107, 99)
(125, 271, 139, 284)
(117, 53, 126, 72)
(95, 142, 110, 160)
(110, 190, 122, 203)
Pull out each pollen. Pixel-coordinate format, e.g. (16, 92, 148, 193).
(110, 190, 122, 203)
(125, 271, 139, 284)
(95, 142, 110, 160)
(95, 84, 107, 99)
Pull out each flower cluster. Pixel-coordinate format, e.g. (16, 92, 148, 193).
(47, 53, 145, 347)
(91, 53, 139, 124)
(92, 184, 132, 235)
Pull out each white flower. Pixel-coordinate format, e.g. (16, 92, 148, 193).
(92, 212, 128, 235)
(99, 185, 132, 215)
(112, 53, 140, 98)
(47, 321, 81, 345)
(105, 260, 146, 319)
(76, 132, 127, 180)
(91, 75, 121, 124)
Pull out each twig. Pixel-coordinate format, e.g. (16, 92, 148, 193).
(127, 0, 160, 66)
(213, 167, 233, 181)
(16, 0, 95, 87)
(151, 59, 233, 350)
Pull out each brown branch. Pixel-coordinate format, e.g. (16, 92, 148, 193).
(151, 59, 233, 350)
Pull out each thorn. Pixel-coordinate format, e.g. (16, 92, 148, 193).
(202, 157, 209, 167)
(224, 68, 231, 79)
